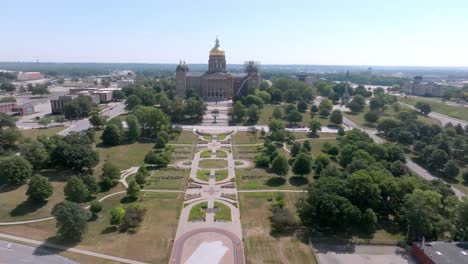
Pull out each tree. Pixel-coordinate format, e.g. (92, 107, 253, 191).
(0, 156, 33, 185)
(231, 101, 246, 122)
(347, 95, 366, 113)
(390, 160, 406, 176)
(429, 149, 449, 172)
(19, 141, 48, 170)
(290, 142, 302, 157)
(415, 101, 432, 116)
(285, 110, 302, 124)
(89, 114, 106, 130)
(26, 175, 53, 202)
(292, 153, 312, 176)
(0, 112, 17, 128)
(403, 189, 442, 240)
(255, 154, 270, 168)
(308, 120, 322, 138)
(270, 206, 297, 233)
(144, 151, 170, 167)
(0, 82, 16, 93)
(329, 110, 343, 125)
(63, 96, 96, 119)
(297, 101, 308, 113)
(364, 111, 379, 124)
(318, 99, 333, 111)
(81, 173, 99, 194)
(64, 176, 89, 203)
(126, 114, 140, 141)
(361, 208, 377, 232)
(132, 106, 170, 138)
(458, 198, 468, 240)
(444, 160, 460, 178)
(256, 90, 271, 103)
(127, 180, 141, 199)
(272, 107, 283, 119)
(100, 162, 120, 189)
(244, 95, 264, 108)
(369, 96, 385, 112)
(31, 85, 50, 97)
(49, 134, 99, 171)
(54, 115, 67, 124)
(121, 203, 147, 230)
(271, 155, 289, 176)
(110, 205, 126, 226)
(135, 172, 147, 185)
(126, 94, 142, 110)
(247, 104, 260, 123)
(302, 140, 312, 152)
(52, 201, 91, 241)
(90, 201, 103, 215)
(101, 124, 122, 146)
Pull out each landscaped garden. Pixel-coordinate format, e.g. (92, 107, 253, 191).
(196, 170, 210, 182)
(188, 201, 208, 221)
(214, 201, 231, 221)
(198, 159, 228, 169)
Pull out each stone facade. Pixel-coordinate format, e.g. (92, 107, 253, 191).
(176, 38, 261, 101)
(402, 77, 449, 97)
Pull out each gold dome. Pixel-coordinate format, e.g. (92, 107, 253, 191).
(209, 37, 225, 56)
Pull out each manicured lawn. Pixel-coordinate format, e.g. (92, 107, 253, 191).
(231, 131, 265, 145)
(236, 168, 309, 190)
(171, 145, 196, 160)
(258, 103, 330, 127)
(217, 134, 227, 140)
(203, 135, 212, 141)
(198, 159, 228, 169)
(145, 167, 189, 190)
(239, 192, 317, 264)
(258, 104, 276, 125)
(169, 131, 198, 144)
(233, 145, 262, 160)
(400, 96, 468, 121)
(188, 202, 208, 221)
(21, 126, 64, 139)
(215, 169, 229, 181)
(344, 105, 441, 127)
(235, 161, 244, 165)
(196, 170, 211, 182)
(214, 201, 231, 221)
(200, 150, 212, 158)
(216, 150, 227, 158)
(292, 132, 337, 140)
(288, 138, 338, 157)
(0, 192, 183, 263)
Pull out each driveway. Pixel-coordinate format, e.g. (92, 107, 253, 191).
(0, 240, 77, 264)
(312, 244, 415, 264)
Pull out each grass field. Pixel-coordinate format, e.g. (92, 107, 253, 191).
(21, 126, 64, 139)
(196, 170, 210, 182)
(233, 145, 262, 160)
(344, 105, 441, 127)
(215, 169, 229, 181)
(145, 167, 189, 190)
(232, 131, 265, 145)
(239, 192, 317, 264)
(399, 96, 468, 121)
(169, 131, 198, 144)
(198, 159, 228, 169)
(203, 135, 212, 141)
(0, 192, 182, 263)
(287, 138, 338, 157)
(188, 202, 208, 221)
(216, 150, 228, 158)
(236, 168, 309, 190)
(214, 201, 231, 221)
(200, 150, 212, 158)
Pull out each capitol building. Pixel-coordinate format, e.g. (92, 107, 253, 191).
(175, 38, 261, 101)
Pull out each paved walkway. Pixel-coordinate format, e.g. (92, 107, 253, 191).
(170, 129, 245, 264)
(0, 233, 146, 264)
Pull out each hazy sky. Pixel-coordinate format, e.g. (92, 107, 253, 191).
(1, 0, 468, 66)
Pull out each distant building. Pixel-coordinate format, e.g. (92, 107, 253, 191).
(51, 95, 75, 114)
(412, 241, 468, 264)
(12, 102, 34, 116)
(289, 74, 317, 85)
(0, 102, 17, 114)
(117, 79, 135, 88)
(69, 88, 114, 103)
(402, 76, 449, 97)
(16, 72, 44, 81)
(175, 37, 261, 100)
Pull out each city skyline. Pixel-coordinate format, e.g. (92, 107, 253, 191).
(1, 0, 468, 66)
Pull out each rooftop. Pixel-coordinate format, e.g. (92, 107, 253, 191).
(417, 241, 468, 264)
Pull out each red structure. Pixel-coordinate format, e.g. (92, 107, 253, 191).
(412, 243, 436, 264)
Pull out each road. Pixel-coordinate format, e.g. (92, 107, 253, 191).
(0, 240, 77, 264)
(399, 102, 467, 127)
(342, 117, 465, 199)
(58, 102, 126, 135)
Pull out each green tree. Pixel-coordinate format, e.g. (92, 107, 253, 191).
(38, 117, 52, 128)
(271, 155, 289, 176)
(285, 110, 302, 124)
(126, 114, 141, 141)
(302, 140, 312, 152)
(127, 180, 141, 199)
(361, 208, 377, 232)
(89, 114, 106, 130)
(444, 160, 460, 178)
(308, 120, 322, 138)
(26, 175, 53, 202)
(110, 205, 126, 226)
(318, 99, 333, 111)
(292, 153, 312, 176)
(19, 141, 48, 170)
(90, 201, 103, 215)
(415, 101, 432, 116)
(64, 176, 89, 203)
(52, 201, 91, 241)
(126, 94, 142, 110)
(457, 198, 468, 240)
(0, 82, 16, 93)
(132, 106, 170, 138)
(329, 110, 343, 125)
(247, 104, 260, 123)
(31, 85, 50, 97)
(290, 142, 302, 157)
(101, 124, 122, 146)
(272, 106, 283, 119)
(347, 95, 365, 113)
(297, 101, 308, 113)
(231, 101, 246, 122)
(100, 162, 120, 190)
(0, 156, 33, 185)
(121, 203, 147, 230)
(364, 111, 379, 124)
(255, 154, 270, 168)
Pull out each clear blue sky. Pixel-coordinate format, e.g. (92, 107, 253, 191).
(1, 0, 468, 66)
